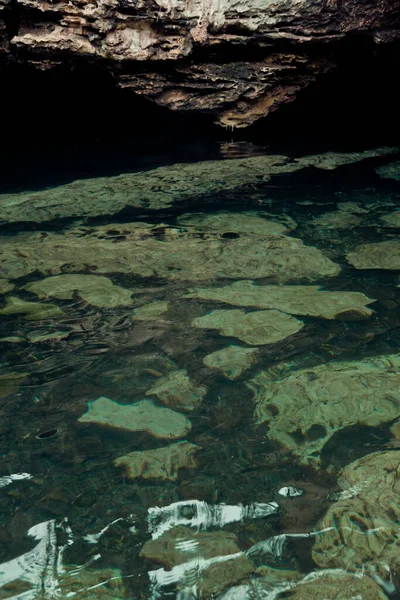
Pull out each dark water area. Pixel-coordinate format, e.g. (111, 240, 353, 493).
(1, 92, 400, 599)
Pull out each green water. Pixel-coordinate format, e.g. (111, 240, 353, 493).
(0, 144, 399, 599)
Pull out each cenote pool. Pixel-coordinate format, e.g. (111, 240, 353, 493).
(0, 142, 400, 599)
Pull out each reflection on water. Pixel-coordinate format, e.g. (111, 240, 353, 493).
(0, 144, 400, 599)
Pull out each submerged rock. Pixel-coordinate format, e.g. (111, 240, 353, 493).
(0, 372, 29, 399)
(57, 567, 127, 599)
(309, 211, 362, 230)
(192, 309, 303, 346)
(379, 211, 400, 229)
(0, 226, 340, 284)
(177, 211, 296, 236)
(249, 355, 400, 466)
(376, 161, 400, 181)
(312, 451, 400, 584)
(203, 345, 259, 380)
(277, 570, 389, 600)
(347, 240, 400, 270)
(132, 301, 169, 320)
(0, 279, 14, 295)
(146, 369, 207, 411)
(114, 441, 199, 481)
(25, 274, 133, 308)
(141, 525, 254, 598)
(187, 281, 375, 321)
(0, 296, 63, 320)
(78, 397, 191, 440)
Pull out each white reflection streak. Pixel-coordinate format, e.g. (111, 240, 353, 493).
(0, 473, 32, 489)
(148, 500, 279, 539)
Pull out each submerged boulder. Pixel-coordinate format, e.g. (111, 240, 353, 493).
(192, 309, 303, 346)
(249, 355, 400, 466)
(347, 240, 400, 270)
(309, 211, 362, 230)
(114, 441, 199, 481)
(177, 211, 296, 236)
(146, 369, 207, 411)
(78, 397, 191, 440)
(0, 296, 63, 320)
(376, 161, 400, 182)
(312, 451, 400, 584)
(203, 345, 259, 380)
(379, 211, 400, 229)
(0, 279, 14, 295)
(132, 301, 169, 320)
(25, 274, 133, 308)
(187, 281, 375, 321)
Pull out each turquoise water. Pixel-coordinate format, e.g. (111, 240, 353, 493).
(0, 143, 400, 599)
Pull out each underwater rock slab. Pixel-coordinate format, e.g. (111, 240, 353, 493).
(0, 279, 14, 295)
(114, 441, 199, 481)
(141, 525, 254, 598)
(0, 296, 63, 320)
(187, 281, 375, 321)
(376, 161, 400, 181)
(177, 211, 296, 236)
(249, 354, 400, 466)
(279, 570, 389, 600)
(192, 309, 303, 346)
(78, 397, 191, 440)
(309, 211, 362, 230)
(312, 451, 400, 584)
(0, 226, 340, 284)
(25, 274, 133, 308)
(0, 372, 29, 399)
(132, 301, 169, 320)
(347, 240, 400, 270)
(146, 369, 207, 411)
(203, 345, 259, 380)
(379, 211, 400, 229)
(57, 567, 127, 599)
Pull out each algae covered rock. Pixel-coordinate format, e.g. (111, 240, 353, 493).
(57, 567, 127, 599)
(192, 309, 303, 346)
(114, 441, 199, 481)
(0, 296, 63, 320)
(249, 355, 400, 466)
(376, 160, 400, 181)
(0, 279, 14, 295)
(146, 369, 207, 411)
(132, 301, 169, 320)
(347, 240, 400, 270)
(312, 451, 400, 583)
(309, 211, 362, 229)
(379, 211, 400, 229)
(203, 345, 258, 380)
(25, 274, 133, 308)
(277, 570, 389, 600)
(177, 211, 296, 236)
(0, 372, 29, 399)
(187, 281, 375, 321)
(78, 397, 191, 440)
(141, 526, 254, 598)
(0, 226, 340, 284)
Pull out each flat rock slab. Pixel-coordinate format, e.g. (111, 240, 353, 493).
(192, 309, 303, 346)
(132, 301, 169, 320)
(379, 211, 400, 229)
(282, 571, 389, 600)
(25, 274, 133, 308)
(0, 372, 29, 399)
(347, 240, 400, 270)
(177, 211, 296, 236)
(309, 211, 362, 229)
(249, 354, 400, 466)
(0, 227, 341, 284)
(146, 369, 207, 411)
(78, 397, 191, 440)
(0, 296, 63, 320)
(312, 451, 400, 584)
(187, 281, 375, 321)
(203, 345, 258, 380)
(114, 441, 199, 481)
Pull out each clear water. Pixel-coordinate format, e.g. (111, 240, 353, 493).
(0, 141, 400, 599)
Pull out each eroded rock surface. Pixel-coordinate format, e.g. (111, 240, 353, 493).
(347, 240, 400, 270)
(249, 355, 400, 466)
(187, 281, 375, 320)
(312, 451, 400, 584)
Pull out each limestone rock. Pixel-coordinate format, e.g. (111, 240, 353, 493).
(146, 369, 207, 411)
(114, 441, 199, 481)
(379, 211, 400, 229)
(140, 526, 254, 598)
(25, 274, 133, 308)
(78, 397, 191, 440)
(312, 451, 400, 583)
(192, 309, 303, 346)
(203, 345, 258, 380)
(0, 296, 63, 320)
(309, 211, 362, 229)
(347, 240, 400, 270)
(0, 372, 29, 399)
(249, 354, 400, 466)
(177, 211, 296, 236)
(0, 224, 341, 284)
(187, 281, 375, 321)
(278, 570, 389, 600)
(376, 161, 400, 181)
(0, 279, 14, 295)
(132, 301, 169, 321)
